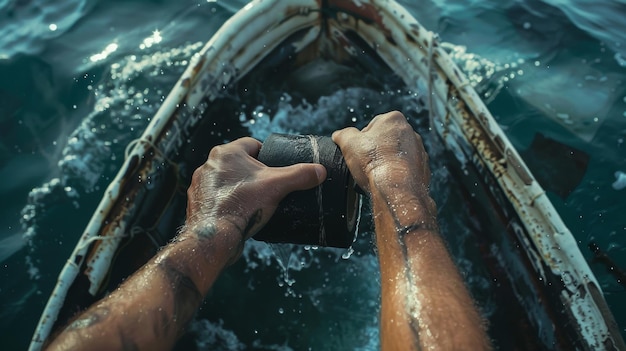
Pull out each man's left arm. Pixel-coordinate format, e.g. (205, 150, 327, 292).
(46, 221, 243, 351)
(45, 137, 327, 350)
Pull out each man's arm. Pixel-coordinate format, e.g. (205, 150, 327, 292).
(45, 137, 326, 351)
(333, 111, 491, 350)
(45, 222, 243, 351)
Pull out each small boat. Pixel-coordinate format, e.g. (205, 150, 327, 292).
(29, 0, 625, 349)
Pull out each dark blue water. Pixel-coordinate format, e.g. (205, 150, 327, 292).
(1, 0, 625, 349)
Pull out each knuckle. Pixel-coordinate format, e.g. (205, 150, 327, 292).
(385, 110, 406, 123)
(209, 143, 241, 163)
(387, 110, 405, 119)
(208, 144, 225, 159)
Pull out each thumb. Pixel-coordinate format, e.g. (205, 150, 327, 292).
(270, 163, 327, 194)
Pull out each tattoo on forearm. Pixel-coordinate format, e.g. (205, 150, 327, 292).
(157, 257, 202, 336)
(194, 223, 218, 241)
(66, 307, 110, 331)
(61, 307, 141, 350)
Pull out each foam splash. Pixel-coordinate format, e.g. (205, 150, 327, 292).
(243, 240, 325, 295)
(243, 86, 426, 141)
(57, 127, 109, 192)
(18, 42, 203, 281)
(441, 42, 508, 103)
(341, 246, 355, 260)
(188, 319, 245, 351)
(612, 171, 626, 190)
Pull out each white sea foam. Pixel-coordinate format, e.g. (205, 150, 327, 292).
(25, 255, 41, 281)
(19, 178, 64, 280)
(25, 178, 61, 205)
(244, 86, 425, 142)
(57, 128, 109, 192)
(189, 319, 245, 351)
(442, 43, 504, 89)
(616, 53, 626, 67)
(17, 42, 204, 288)
(612, 171, 626, 190)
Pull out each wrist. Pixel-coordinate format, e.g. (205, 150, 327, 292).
(368, 166, 431, 202)
(179, 217, 246, 264)
(368, 170, 438, 228)
(146, 218, 244, 304)
(367, 162, 428, 191)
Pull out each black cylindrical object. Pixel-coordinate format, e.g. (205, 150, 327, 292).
(254, 133, 359, 248)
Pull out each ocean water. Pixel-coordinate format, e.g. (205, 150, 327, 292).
(1, 0, 625, 350)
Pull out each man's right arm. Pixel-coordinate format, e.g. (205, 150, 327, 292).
(333, 111, 491, 350)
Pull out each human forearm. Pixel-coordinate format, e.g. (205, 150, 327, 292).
(46, 221, 242, 351)
(370, 176, 490, 350)
(332, 111, 490, 349)
(45, 137, 326, 351)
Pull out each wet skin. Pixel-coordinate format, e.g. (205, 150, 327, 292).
(46, 111, 490, 351)
(333, 112, 491, 350)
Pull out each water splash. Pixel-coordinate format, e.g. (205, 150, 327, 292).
(342, 195, 364, 260)
(243, 86, 426, 141)
(188, 319, 246, 351)
(341, 247, 354, 260)
(18, 42, 203, 281)
(441, 42, 509, 104)
(612, 171, 626, 191)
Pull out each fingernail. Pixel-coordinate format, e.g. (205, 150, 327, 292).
(315, 165, 327, 182)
